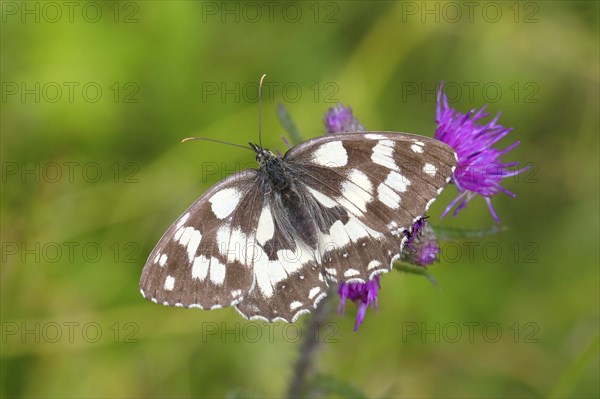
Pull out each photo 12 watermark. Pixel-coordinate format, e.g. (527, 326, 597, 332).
(2, 161, 140, 184)
(400, 81, 540, 104)
(400, 321, 540, 343)
(200, 80, 339, 104)
(1, 321, 140, 344)
(1, 241, 141, 264)
(200, 2, 340, 24)
(1, 1, 140, 24)
(398, 1, 540, 24)
(1, 82, 139, 104)
(438, 241, 540, 264)
(200, 321, 339, 343)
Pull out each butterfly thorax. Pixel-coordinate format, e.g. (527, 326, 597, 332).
(250, 142, 290, 192)
(249, 142, 322, 249)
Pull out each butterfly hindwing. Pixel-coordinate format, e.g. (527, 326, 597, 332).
(234, 238, 328, 322)
(233, 169, 339, 321)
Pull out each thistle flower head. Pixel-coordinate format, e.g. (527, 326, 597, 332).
(324, 103, 365, 133)
(338, 276, 380, 332)
(400, 219, 440, 267)
(435, 83, 530, 223)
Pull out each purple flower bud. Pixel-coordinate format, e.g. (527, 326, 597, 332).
(400, 220, 440, 267)
(324, 104, 365, 134)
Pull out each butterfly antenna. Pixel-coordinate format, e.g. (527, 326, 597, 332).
(181, 137, 253, 151)
(258, 73, 267, 148)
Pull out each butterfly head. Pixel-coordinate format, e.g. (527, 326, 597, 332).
(249, 142, 280, 165)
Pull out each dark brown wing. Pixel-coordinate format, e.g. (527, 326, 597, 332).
(139, 170, 264, 309)
(286, 131, 456, 283)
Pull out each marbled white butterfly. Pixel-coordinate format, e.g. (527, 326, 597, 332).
(140, 81, 456, 322)
(140, 131, 456, 322)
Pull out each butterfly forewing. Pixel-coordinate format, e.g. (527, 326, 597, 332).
(140, 170, 263, 309)
(140, 131, 457, 322)
(286, 132, 456, 283)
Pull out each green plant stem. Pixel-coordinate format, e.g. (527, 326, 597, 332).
(287, 288, 334, 399)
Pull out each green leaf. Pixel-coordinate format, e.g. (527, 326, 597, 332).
(393, 262, 438, 286)
(546, 331, 600, 398)
(431, 224, 506, 240)
(277, 103, 304, 145)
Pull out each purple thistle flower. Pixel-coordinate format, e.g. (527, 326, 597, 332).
(324, 103, 365, 133)
(415, 238, 441, 266)
(338, 276, 380, 332)
(435, 83, 530, 223)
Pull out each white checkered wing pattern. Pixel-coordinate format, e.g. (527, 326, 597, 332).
(285, 132, 456, 283)
(140, 170, 263, 310)
(140, 131, 456, 322)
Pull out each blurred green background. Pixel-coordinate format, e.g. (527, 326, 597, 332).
(1, 1, 598, 398)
